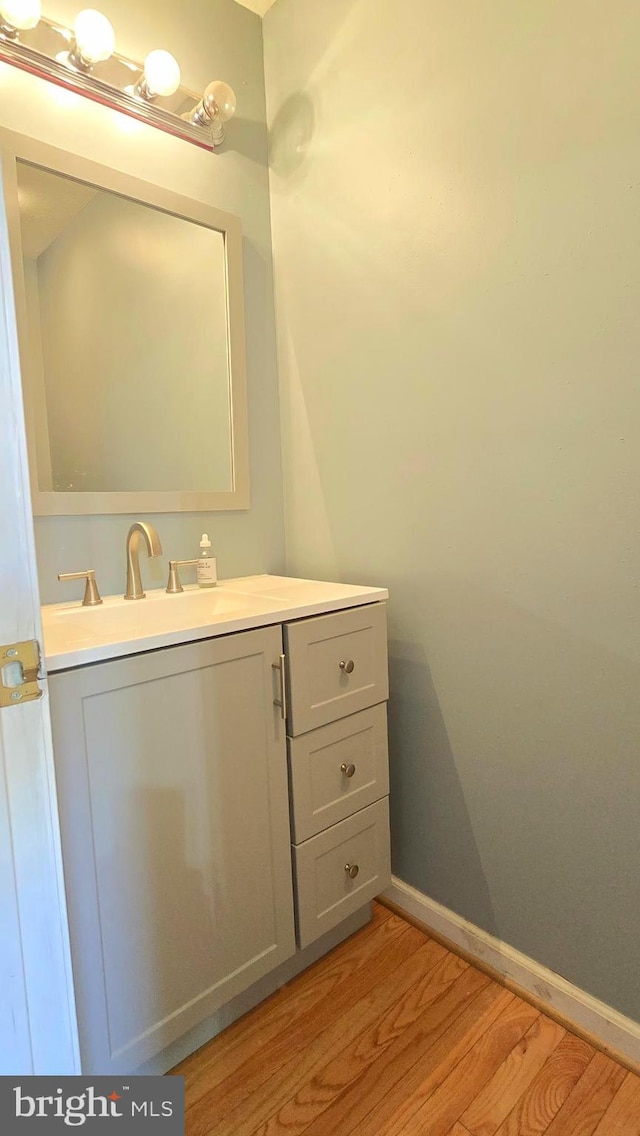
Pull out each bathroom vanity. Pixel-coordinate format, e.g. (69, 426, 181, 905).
(1, 132, 391, 1075)
(43, 576, 391, 1074)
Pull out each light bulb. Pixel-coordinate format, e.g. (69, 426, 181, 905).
(0, 0, 41, 30)
(143, 49, 181, 97)
(73, 8, 115, 64)
(202, 80, 236, 123)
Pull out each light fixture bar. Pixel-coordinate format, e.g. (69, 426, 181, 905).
(0, 14, 231, 151)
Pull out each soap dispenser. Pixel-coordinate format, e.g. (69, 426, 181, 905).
(197, 534, 217, 588)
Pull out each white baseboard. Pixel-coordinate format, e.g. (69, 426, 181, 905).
(383, 877, 640, 1067)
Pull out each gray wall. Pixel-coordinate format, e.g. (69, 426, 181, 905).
(2, 0, 285, 600)
(264, 0, 640, 1020)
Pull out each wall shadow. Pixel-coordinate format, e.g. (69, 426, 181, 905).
(387, 638, 497, 936)
(268, 93, 316, 182)
(223, 116, 270, 166)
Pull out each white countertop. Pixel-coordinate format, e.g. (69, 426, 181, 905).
(42, 574, 389, 672)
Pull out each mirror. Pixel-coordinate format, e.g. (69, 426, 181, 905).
(4, 134, 249, 514)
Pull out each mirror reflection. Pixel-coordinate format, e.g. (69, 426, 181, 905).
(17, 161, 233, 495)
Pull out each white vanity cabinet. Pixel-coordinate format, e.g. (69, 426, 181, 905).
(48, 625, 295, 1075)
(284, 603, 391, 948)
(43, 576, 392, 1075)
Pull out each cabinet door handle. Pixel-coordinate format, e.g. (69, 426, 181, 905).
(272, 654, 287, 721)
(344, 863, 359, 879)
(340, 762, 356, 778)
(339, 659, 355, 674)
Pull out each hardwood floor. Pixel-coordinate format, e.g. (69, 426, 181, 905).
(173, 903, 640, 1136)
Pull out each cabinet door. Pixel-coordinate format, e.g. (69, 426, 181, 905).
(49, 626, 295, 1074)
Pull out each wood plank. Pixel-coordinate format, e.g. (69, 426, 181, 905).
(543, 1050, 627, 1136)
(378, 995, 541, 1136)
(372, 899, 394, 922)
(176, 904, 408, 1099)
(492, 1034, 595, 1136)
(187, 936, 461, 1136)
(592, 1072, 640, 1135)
(185, 922, 430, 1130)
(462, 1015, 565, 1136)
(380, 899, 640, 1080)
(179, 905, 638, 1136)
(252, 965, 495, 1136)
(304, 983, 514, 1136)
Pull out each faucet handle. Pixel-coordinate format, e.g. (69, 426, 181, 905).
(166, 559, 199, 594)
(58, 569, 103, 607)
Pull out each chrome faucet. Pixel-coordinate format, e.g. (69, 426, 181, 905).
(124, 521, 163, 600)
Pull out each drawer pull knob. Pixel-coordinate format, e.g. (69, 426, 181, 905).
(344, 863, 360, 879)
(340, 762, 356, 778)
(339, 659, 355, 674)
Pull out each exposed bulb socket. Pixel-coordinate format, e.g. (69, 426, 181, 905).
(0, 0, 41, 36)
(187, 80, 236, 144)
(133, 75, 153, 100)
(134, 49, 180, 100)
(68, 8, 115, 71)
(67, 45, 92, 72)
(0, 19, 19, 38)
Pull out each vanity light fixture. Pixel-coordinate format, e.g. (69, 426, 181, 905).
(0, 5, 236, 150)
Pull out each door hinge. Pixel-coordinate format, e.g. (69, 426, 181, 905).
(0, 640, 43, 708)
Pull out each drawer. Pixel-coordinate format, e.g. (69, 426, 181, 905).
(284, 603, 388, 735)
(293, 798, 390, 948)
(288, 704, 389, 843)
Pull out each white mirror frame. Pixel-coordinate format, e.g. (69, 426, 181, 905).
(1, 128, 250, 515)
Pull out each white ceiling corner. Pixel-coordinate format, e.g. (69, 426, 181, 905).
(233, 0, 279, 15)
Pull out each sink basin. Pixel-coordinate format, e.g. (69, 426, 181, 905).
(42, 584, 285, 665)
(41, 575, 389, 671)
(53, 586, 279, 635)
